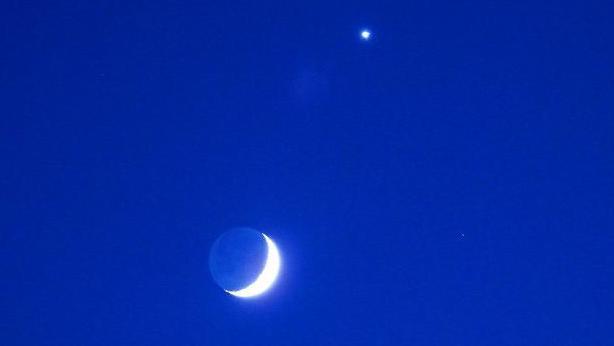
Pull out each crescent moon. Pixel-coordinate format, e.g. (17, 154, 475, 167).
(225, 233, 281, 298)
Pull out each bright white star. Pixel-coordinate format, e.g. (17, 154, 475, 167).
(361, 30, 371, 40)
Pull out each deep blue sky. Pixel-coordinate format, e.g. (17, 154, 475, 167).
(2, 0, 613, 345)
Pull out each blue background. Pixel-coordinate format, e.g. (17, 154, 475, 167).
(2, 0, 613, 344)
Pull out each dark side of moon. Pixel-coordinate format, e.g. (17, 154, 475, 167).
(209, 228, 269, 292)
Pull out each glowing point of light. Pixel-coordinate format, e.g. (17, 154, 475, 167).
(361, 30, 372, 40)
(226, 233, 281, 298)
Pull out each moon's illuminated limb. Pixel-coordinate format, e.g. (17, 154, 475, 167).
(226, 233, 281, 298)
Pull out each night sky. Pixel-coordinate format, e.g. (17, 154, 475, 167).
(2, 0, 614, 345)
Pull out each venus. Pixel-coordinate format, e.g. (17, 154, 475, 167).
(361, 30, 372, 40)
(209, 228, 281, 298)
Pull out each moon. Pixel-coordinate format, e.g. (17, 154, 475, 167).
(209, 228, 281, 298)
(226, 234, 280, 298)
